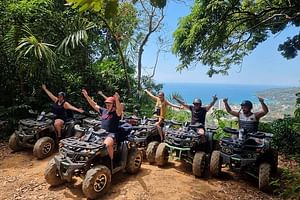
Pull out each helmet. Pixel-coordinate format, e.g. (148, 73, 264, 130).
(241, 100, 253, 109)
(193, 98, 202, 104)
(58, 92, 66, 98)
(105, 96, 115, 104)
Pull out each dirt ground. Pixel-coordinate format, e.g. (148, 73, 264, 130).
(0, 142, 282, 200)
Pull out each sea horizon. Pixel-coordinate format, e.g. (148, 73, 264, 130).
(159, 82, 293, 105)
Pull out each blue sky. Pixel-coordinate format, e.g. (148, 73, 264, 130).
(141, 1, 300, 86)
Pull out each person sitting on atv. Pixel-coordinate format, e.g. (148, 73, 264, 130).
(223, 97, 269, 133)
(144, 89, 181, 141)
(82, 89, 122, 160)
(173, 95, 218, 141)
(42, 84, 84, 141)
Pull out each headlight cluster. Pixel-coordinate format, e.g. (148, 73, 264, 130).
(59, 145, 96, 162)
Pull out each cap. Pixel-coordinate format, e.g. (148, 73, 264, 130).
(241, 100, 253, 109)
(58, 92, 66, 98)
(105, 96, 115, 103)
(193, 98, 202, 104)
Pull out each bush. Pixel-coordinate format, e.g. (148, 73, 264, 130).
(271, 167, 300, 199)
(270, 117, 300, 155)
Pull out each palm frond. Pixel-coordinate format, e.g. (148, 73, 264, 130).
(16, 25, 57, 68)
(58, 19, 96, 55)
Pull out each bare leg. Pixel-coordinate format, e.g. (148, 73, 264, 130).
(157, 124, 164, 142)
(54, 119, 64, 139)
(197, 128, 206, 143)
(104, 136, 114, 159)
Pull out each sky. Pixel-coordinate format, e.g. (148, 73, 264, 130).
(141, 1, 300, 87)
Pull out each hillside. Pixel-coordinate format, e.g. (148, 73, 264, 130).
(256, 87, 300, 120)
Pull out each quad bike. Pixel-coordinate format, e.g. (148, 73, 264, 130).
(123, 117, 163, 163)
(80, 110, 101, 128)
(44, 124, 143, 199)
(154, 121, 218, 178)
(122, 117, 162, 163)
(8, 111, 85, 159)
(209, 127, 278, 191)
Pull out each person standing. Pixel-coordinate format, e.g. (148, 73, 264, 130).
(144, 89, 181, 141)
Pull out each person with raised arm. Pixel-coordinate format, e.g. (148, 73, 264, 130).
(144, 89, 181, 141)
(42, 84, 84, 141)
(223, 97, 269, 133)
(82, 89, 122, 160)
(173, 95, 218, 141)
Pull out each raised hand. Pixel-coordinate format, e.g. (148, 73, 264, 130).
(114, 92, 120, 101)
(223, 98, 228, 103)
(42, 84, 47, 91)
(81, 89, 88, 97)
(97, 91, 103, 95)
(258, 96, 265, 103)
(212, 95, 218, 101)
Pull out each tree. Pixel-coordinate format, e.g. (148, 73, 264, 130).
(66, 0, 168, 90)
(172, 0, 300, 77)
(130, 0, 166, 90)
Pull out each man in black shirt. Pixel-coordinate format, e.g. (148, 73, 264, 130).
(82, 89, 122, 160)
(173, 95, 218, 137)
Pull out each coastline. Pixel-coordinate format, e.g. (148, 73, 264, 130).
(162, 82, 300, 120)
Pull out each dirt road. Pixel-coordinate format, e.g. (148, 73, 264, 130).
(0, 143, 280, 200)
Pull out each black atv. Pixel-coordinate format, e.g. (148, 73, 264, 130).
(44, 124, 143, 199)
(209, 127, 278, 191)
(121, 117, 162, 163)
(80, 110, 101, 128)
(154, 121, 218, 178)
(8, 111, 85, 159)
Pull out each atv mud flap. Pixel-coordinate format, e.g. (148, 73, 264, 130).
(54, 155, 85, 182)
(220, 152, 256, 172)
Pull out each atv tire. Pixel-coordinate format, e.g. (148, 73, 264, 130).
(33, 137, 55, 159)
(126, 148, 143, 174)
(8, 133, 23, 151)
(155, 143, 169, 166)
(192, 151, 206, 177)
(259, 162, 271, 191)
(210, 150, 222, 177)
(146, 141, 159, 164)
(44, 158, 65, 186)
(82, 165, 111, 199)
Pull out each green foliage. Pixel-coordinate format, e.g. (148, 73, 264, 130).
(271, 167, 300, 199)
(210, 109, 238, 139)
(66, 0, 119, 16)
(0, 0, 139, 139)
(270, 117, 300, 155)
(150, 0, 166, 9)
(295, 92, 300, 120)
(16, 25, 57, 69)
(172, 0, 300, 76)
(166, 109, 190, 122)
(58, 19, 96, 56)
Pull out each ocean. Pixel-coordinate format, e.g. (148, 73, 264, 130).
(161, 82, 282, 105)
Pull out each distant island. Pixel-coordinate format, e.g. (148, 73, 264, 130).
(256, 87, 299, 121)
(212, 87, 300, 121)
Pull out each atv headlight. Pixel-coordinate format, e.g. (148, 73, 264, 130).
(79, 156, 85, 161)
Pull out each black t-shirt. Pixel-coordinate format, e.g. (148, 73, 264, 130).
(189, 106, 207, 125)
(52, 101, 73, 121)
(99, 108, 121, 133)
